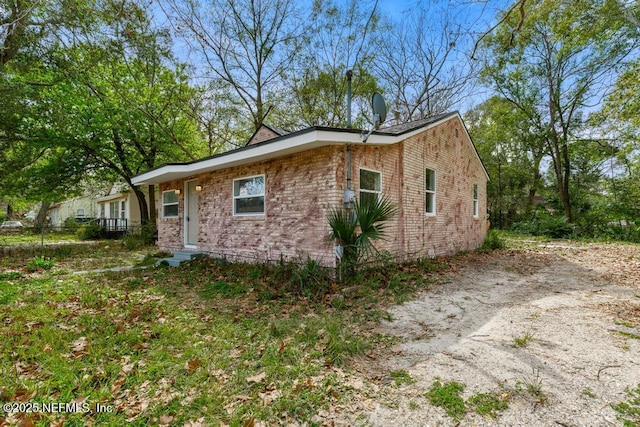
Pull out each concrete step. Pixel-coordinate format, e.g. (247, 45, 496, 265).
(172, 251, 206, 261)
(161, 258, 183, 267)
(159, 251, 206, 267)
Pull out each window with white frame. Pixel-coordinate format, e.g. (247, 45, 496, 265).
(425, 168, 436, 215)
(359, 168, 381, 206)
(100, 203, 105, 218)
(76, 209, 85, 218)
(109, 201, 118, 218)
(233, 175, 265, 215)
(120, 200, 126, 219)
(162, 190, 179, 218)
(473, 184, 479, 217)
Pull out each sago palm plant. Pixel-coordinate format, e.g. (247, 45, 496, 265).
(327, 195, 398, 278)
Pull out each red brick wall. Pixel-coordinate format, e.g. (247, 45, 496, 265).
(157, 181, 185, 252)
(158, 146, 344, 266)
(399, 116, 487, 258)
(350, 143, 404, 257)
(247, 126, 280, 146)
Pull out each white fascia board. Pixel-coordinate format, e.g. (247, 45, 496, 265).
(133, 130, 397, 185)
(95, 193, 127, 203)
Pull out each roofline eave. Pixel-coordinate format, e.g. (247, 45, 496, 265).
(131, 113, 488, 185)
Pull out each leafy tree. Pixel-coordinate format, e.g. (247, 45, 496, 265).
(466, 96, 545, 228)
(288, 64, 379, 128)
(588, 58, 640, 233)
(0, 0, 92, 67)
(479, 0, 637, 222)
(50, 8, 202, 227)
(0, 1, 98, 218)
(283, 0, 381, 129)
(1, 0, 203, 229)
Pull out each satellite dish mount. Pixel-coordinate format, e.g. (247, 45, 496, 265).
(363, 92, 387, 142)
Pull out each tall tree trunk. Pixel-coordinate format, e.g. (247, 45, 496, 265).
(147, 184, 156, 228)
(7, 204, 13, 219)
(132, 186, 149, 228)
(527, 151, 544, 212)
(561, 141, 572, 222)
(36, 202, 51, 228)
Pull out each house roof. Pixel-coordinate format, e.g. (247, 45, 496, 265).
(95, 193, 128, 203)
(132, 111, 489, 185)
(378, 113, 454, 135)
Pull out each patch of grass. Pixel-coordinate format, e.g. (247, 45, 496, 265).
(1, 242, 155, 271)
(617, 331, 640, 340)
(425, 380, 466, 420)
(0, 281, 18, 305)
(615, 320, 635, 328)
(390, 369, 415, 386)
(0, 243, 395, 425)
(611, 383, 640, 427)
(516, 368, 547, 404)
(0, 231, 79, 246)
(424, 380, 511, 421)
(467, 392, 509, 418)
(199, 280, 248, 299)
(137, 251, 172, 266)
(582, 388, 597, 398)
(0, 241, 458, 425)
(512, 331, 534, 348)
(0, 271, 22, 280)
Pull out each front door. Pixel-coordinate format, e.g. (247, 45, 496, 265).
(185, 180, 199, 247)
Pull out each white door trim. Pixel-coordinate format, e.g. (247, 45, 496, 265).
(183, 179, 198, 249)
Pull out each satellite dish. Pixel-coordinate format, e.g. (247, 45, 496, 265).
(371, 92, 387, 128)
(362, 92, 387, 142)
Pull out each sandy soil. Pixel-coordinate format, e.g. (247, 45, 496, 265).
(337, 241, 640, 426)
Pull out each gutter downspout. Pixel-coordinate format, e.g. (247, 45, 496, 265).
(344, 69, 355, 208)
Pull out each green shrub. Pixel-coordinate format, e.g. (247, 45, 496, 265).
(26, 256, 55, 271)
(139, 223, 158, 244)
(63, 217, 80, 231)
(122, 235, 145, 250)
(480, 229, 505, 251)
(512, 211, 574, 239)
(327, 195, 398, 281)
(289, 257, 333, 297)
(77, 222, 102, 240)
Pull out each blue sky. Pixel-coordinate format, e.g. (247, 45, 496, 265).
(153, 0, 515, 113)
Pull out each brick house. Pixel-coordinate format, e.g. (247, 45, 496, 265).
(131, 112, 489, 267)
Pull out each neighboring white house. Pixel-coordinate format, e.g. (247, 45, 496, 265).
(95, 184, 140, 232)
(95, 184, 159, 232)
(49, 195, 98, 229)
(46, 183, 158, 233)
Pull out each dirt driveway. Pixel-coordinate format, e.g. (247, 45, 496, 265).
(343, 241, 640, 426)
